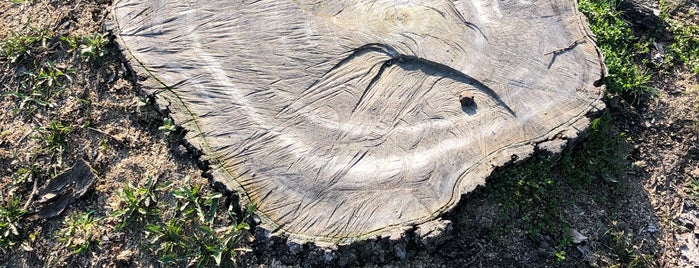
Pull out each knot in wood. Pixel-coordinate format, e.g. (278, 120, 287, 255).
(459, 91, 474, 106)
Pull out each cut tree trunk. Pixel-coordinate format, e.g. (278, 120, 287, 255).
(108, 0, 605, 245)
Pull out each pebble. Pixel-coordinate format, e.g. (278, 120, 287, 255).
(691, 168, 699, 179)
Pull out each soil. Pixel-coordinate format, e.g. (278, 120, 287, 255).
(0, 0, 697, 267)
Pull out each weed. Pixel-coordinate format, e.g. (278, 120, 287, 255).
(658, 1, 699, 75)
(492, 156, 569, 239)
(59, 35, 81, 51)
(488, 112, 630, 263)
(559, 112, 629, 186)
(4, 60, 74, 115)
(112, 175, 160, 230)
(146, 219, 191, 264)
(603, 226, 654, 267)
(79, 33, 109, 61)
(173, 176, 223, 225)
(0, 196, 27, 252)
(56, 211, 101, 254)
(158, 117, 177, 135)
(578, 0, 656, 103)
(146, 177, 253, 267)
(4, 89, 48, 115)
(687, 178, 699, 201)
(31, 61, 74, 90)
(10, 154, 40, 186)
(33, 121, 73, 155)
(0, 26, 49, 64)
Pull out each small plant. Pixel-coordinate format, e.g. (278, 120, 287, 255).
(173, 176, 223, 225)
(0, 196, 27, 252)
(10, 155, 40, 186)
(33, 121, 73, 154)
(687, 178, 699, 200)
(59, 35, 81, 51)
(146, 177, 253, 267)
(31, 61, 74, 90)
(560, 112, 629, 186)
(158, 117, 177, 135)
(603, 226, 653, 267)
(56, 211, 101, 254)
(4, 61, 74, 115)
(112, 176, 160, 230)
(578, 0, 656, 103)
(0, 26, 49, 64)
(146, 219, 191, 264)
(79, 33, 109, 61)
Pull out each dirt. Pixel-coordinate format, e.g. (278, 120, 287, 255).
(1, 0, 698, 267)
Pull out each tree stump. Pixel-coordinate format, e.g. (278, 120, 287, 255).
(108, 0, 605, 245)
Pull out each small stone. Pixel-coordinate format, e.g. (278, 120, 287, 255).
(414, 219, 453, 252)
(570, 229, 588, 244)
(691, 168, 699, 179)
(394, 244, 406, 261)
(117, 249, 133, 262)
(647, 224, 659, 233)
(678, 216, 696, 230)
(323, 249, 335, 263)
(633, 160, 647, 168)
(287, 241, 303, 255)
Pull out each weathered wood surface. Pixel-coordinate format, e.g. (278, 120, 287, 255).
(109, 0, 605, 244)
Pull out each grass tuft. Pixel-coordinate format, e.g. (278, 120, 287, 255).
(578, 0, 655, 103)
(0, 196, 27, 252)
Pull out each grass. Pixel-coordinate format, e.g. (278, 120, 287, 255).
(660, 0, 699, 75)
(56, 211, 102, 254)
(159, 117, 177, 136)
(578, 0, 655, 103)
(112, 175, 161, 230)
(110, 175, 253, 267)
(0, 196, 27, 253)
(482, 0, 699, 264)
(0, 26, 49, 64)
(1, 17, 254, 265)
(487, 112, 639, 264)
(578, 0, 699, 103)
(147, 176, 253, 267)
(0, 0, 695, 266)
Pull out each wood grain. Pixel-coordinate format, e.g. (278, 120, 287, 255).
(108, 0, 605, 245)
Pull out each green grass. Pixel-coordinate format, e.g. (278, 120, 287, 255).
(0, 26, 48, 64)
(2, 24, 255, 265)
(578, 0, 655, 103)
(485, 0, 691, 262)
(112, 175, 161, 230)
(111, 175, 253, 267)
(0, 196, 27, 252)
(79, 33, 109, 61)
(146, 176, 253, 267)
(578, 0, 699, 103)
(159, 117, 177, 136)
(659, 1, 699, 75)
(56, 211, 101, 254)
(488, 112, 635, 264)
(3, 55, 74, 116)
(602, 222, 654, 267)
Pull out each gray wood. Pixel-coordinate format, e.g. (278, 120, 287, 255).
(108, 0, 605, 245)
